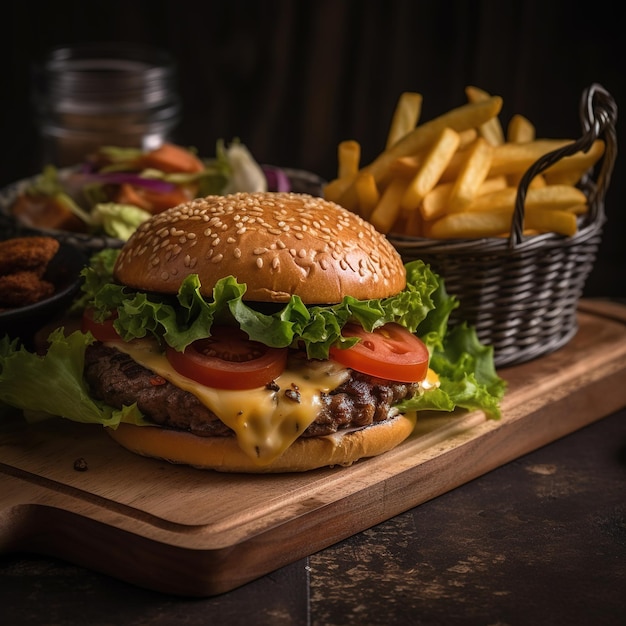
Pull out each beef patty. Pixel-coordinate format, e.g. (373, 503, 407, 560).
(84, 343, 420, 437)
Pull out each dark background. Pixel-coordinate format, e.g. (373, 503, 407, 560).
(2, 0, 624, 297)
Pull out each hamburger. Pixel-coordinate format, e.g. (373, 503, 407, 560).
(0, 192, 505, 472)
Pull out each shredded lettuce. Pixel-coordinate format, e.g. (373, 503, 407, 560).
(0, 251, 506, 433)
(90, 202, 152, 240)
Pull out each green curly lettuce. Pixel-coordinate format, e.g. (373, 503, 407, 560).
(0, 251, 505, 432)
(0, 331, 147, 429)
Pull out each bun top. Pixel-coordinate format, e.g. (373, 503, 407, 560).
(114, 192, 406, 303)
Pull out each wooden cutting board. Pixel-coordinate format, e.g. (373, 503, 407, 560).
(1, 299, 626, 597)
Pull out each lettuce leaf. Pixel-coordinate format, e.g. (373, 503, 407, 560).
(0, 331, 146, 428)
(0, 250, 506, 431)
(396, 323, 505, 419)
(82, 250, 449, 359)
(89, 202, 152, 240)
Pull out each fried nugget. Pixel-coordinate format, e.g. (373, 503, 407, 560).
(0, 271, 55, 307)
(0, 236, 60, 277)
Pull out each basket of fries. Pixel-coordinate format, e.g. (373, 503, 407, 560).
(326, 84, 618, 367)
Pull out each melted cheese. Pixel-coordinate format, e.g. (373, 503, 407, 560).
(110, 339, 351, 465)
(422, 367, 439, 390)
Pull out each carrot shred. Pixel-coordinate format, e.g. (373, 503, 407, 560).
(135, 143, 204, 173)
(115, 183, 194, 213)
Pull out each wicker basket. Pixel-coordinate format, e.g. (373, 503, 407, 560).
(389, 84, 618, 367)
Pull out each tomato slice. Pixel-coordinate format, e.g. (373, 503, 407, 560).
(329, 323, 429, 383)
(82, 308, 122, 343)
(165, 327, 288, 390)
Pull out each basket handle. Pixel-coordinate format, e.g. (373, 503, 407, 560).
(510, 83, 618, 249)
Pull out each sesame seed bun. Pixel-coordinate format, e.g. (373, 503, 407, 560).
(106, 412, 417, 473)
(113, 192, 406, 303)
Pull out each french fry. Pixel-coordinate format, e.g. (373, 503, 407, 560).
(562, 203, 589, 215)
(420, 182, 454, 221)
(543, 139, 605, 183)
(429, 206, 577, 239)
(508, 170, 548, 189)
(447, 137, 494, 213)
(476, 176, 509, 195)
(326, 86, 599, 244)
(388, 155, 422, 178)
(507, 114, 536, 143)
(404, 205, 424, 237)
(337, 140, 361, 179)
(513, 184, 588, 211)
(388, 141, 476, 181)
(428, 210, 512, 239)
(483, 139, 572, 177)
(354, 171, 380, 218)
(457, 128, 479, 150)
(324, 176, 355, 205)
(369, 177, 410, 234)
(525, 208, 578, 237)
(323, 140, 362, 204)
(462, 184, 588, 213)
(465, 86, 505, 146)
(526, 174, 547, 188)
(420, 182, 455, 221)
(364, 96, 503, 185)
(400, 127, 461, 211)
(487, 139, 605, 179)
(386, 92, 423, 149)
(506, 114, 542, 187)
(542, 170, 583, 186)
(421, 176, 507, 221)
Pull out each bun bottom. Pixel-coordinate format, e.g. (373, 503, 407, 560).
(106, 413, 417, 473)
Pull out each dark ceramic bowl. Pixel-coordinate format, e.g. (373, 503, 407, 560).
(0, 240, 86, 342)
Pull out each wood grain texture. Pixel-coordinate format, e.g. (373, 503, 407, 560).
(1, 300, 625, 597)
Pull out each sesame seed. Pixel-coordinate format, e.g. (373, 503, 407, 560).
(256, 258, 263, 268)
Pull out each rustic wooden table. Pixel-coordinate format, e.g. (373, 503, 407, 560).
(1, 404, 624, 626)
